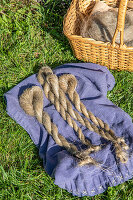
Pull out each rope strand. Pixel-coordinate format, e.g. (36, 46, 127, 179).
(59, 73, 129, 163)
(37, 66, 129, 163)
(19, 86, 100, 166)
(37, 67, 102, 153)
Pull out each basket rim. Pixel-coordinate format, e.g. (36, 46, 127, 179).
(64, 31, 133, 50)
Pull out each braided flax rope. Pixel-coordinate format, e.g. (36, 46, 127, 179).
(37, 66, 129, 163)
(19, 86, 99, 166)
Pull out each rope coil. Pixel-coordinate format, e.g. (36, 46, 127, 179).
(19, 66, 129, 166)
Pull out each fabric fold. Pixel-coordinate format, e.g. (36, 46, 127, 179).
(4, 63, 133, 197)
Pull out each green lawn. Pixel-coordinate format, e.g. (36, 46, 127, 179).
(0, 0, 133, 199)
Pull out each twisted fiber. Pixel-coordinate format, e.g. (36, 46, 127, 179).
(37, 67, 102, 154)
(59, 74, 129, 163)
(45, 74, 111, 142)
(37, 66, 128, 163)
(38, 67, 110, 137)
(19, 86, 99, 166)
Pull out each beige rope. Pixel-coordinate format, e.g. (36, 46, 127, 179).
(37, 66, 129, 163)
(59, 74, 129, 163)
(37, 67, 102, 154)
(59, 74, 129, 142)
(19, 86, 99, 166)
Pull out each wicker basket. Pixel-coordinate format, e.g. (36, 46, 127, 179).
(63, 0, 133, 71)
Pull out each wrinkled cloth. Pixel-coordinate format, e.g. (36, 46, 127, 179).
(4, 63, 133, 197)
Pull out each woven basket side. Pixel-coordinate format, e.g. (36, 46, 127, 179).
(63, 0, 133, 71)
(69, 37, 133, 70)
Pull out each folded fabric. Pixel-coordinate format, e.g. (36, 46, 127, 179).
(4, 63, 133, 197)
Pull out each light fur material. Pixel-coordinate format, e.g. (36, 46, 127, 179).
(80, 2, 133, 46)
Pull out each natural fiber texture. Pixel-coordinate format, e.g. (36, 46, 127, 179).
(37, 66, 129, 163)
(80, 5, 133, 47)
(5, 63, 133, 197)
(19, 85, 101, 166)
(63, 0, 133, 71)
(38, 67, 102, 153)
(59, 74, 129, 147)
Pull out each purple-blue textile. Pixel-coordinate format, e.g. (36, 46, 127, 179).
(4, 63, 133, 197)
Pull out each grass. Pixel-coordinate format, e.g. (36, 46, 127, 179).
(0, 0, 133, 199)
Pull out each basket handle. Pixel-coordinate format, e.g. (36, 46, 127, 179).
(112, 0, 129, 47)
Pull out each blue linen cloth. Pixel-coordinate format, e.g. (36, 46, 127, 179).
(4, 63, 133, 197)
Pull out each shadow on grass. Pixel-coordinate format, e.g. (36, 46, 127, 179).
(36, 0, 77, 68)
(33, 59, 82, 73)
(40, 0, 71, 48)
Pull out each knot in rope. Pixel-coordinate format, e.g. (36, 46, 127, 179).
(19, 86, 43, 124)
(37, 66, 53, 85)
(59, 74, 77, 93)
(46, 74, 60, 98)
